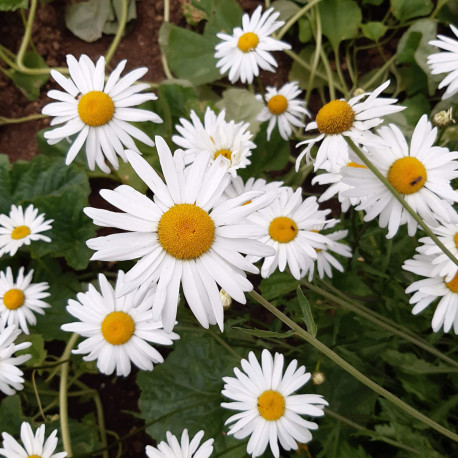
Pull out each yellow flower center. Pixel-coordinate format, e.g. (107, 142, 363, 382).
(316, 100, 355, 135)
(3, 289, 25, 310)
(237, 32, 259, 52)
(214, 149, 232, 161)
(101, 311, 135, 345)
(157, 204, 215, 259)
(78, 91, 115, 127)
(267, 95, 288, 115)
(445, 271, 458, 293)
(28, 456, 41, 458)
(269, 217, 298, 243)
(257, 390, 285, 421)
(312, 229, 322, 252)
(454, 232, 458, 249)
(387, 157, 427, 195)
(346, 161, 366, 169)
(11, 225, 31, 240)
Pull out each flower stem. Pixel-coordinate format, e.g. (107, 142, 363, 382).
(16, 0, 37, 73)
(0, 114, 46, 125)
(305, 6, 322, 104)
(105, 0, 128, 66)
(344, 136, 458, 267)
(161, 0, 174, 79)
(276, 0, 323, 40)
(248, 290, 458, 442)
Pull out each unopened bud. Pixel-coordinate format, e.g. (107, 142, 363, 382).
(353, 88, 365, 97)
(220, 289, 232, 309)
(312, 371, 326, 385)
(433, 108, 455, 128)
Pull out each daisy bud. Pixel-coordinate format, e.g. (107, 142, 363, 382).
(433, 108, 455, 128)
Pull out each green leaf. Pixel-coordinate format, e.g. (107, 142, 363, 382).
(271, 0, 300, 22)
(232, 327, 295, 339)
(297, 286, 317, 336)
(402, 93, 431, 126)
(319, 0, 362, 50)
(390, 0, 433, 21)
(102, 0, 137, 34)
(16, 333, 47, 367)
(361, 22, 387, 41)
(298, 17, 313, 43)
(181, 0, 210, 26)
(203, 0, 243, 37)
(259, 270, 299, 301)
(0, 0, 27, 11)
(0, 155, 12, 213)
(65, 0, 111, 42)
(0, 396, 26, 435)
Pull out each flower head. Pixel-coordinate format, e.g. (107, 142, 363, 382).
(42, 54, 162, 173)
(220, 175, 283, 205)
(221, 349, 328, 458)
(214, 6, 291, 84)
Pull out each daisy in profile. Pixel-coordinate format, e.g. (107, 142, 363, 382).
(85, 137, 275, 332)
(0, 321, 31, 396)
(221, 349, 328, 458)
(247, 187, 335, 280)
(341, 115, 458, 238)
(172, 107, 255, 176)
(220, 175, 283, 204)
(295, 80, 405, 171)
(0, 422, 67, 458)
(62, 272, 179, 377)
(403, 254, 458, 334)
(256, 81, 310, 140)
(145, 429, 214, 458)
(42, 54, 162, 173)
(214, 6, 291, 84)
(0, 267, 50, 334)
(0, 204, 53, 258)
(428, 24, 458, 100)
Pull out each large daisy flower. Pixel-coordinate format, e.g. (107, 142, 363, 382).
(296, 80, 405, 172)
(61, 272, 179, 377)
(0, 267, 50, 334)
(220, 175, 283, 204)
(403, 254, 458, 334)
(0, 422, 67, 458)
(221, 349, 328, 458)
(214, 6, 291, 84)
(172, 107, 255, 176)
(0, 204, 53, 258)
(341, 115, 458, 238)
(247, 187, 334, 280)
(0, 322, 31, 396)
(84, 136, 275, 332)
(42, 54, 162, 173)
(256, 81, 310, 140)
(428, 24, 458, 100)
(145, 429, 214, 458)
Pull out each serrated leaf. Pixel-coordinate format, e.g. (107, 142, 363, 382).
(361, 22, 387, 41)
(390, 0, 433, 21)
(0, 0, 27, 11)
(65, 0, 111, 42)
(232, 327, 295, 339)
(297, 286, 317, 336)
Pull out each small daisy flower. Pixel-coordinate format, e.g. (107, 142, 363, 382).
(296, 80, 405, 171)
(214, 6, 291, 84)
(0, 322, 32, 396)
(84, 136, 275, 333)
(0, 204, 53, 258)
(42, 54, 163, 173)
(256, 82, 310, 140)
(247, 187, 335, 280)
(172, 107, 255, 176)
(0, 267, 50, 334)
(221, 349, 328, 458)
(428, 24, 458, 100)
(145, 429, 214, 458)
(341, 115, 458, 238)
(61, 272, 179, 377)
(0, 422, 67, 458)
(220, 175, 283, 204)
(403, 254, 458, 334)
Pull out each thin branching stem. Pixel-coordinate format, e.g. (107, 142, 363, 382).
(105, 0, 128, 66)
(276, 0, 323, 40)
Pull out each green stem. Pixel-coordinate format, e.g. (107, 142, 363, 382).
(248, 290, 458, 442)
(276, 0, 323, 40)
(16, 0, 37, 72)
(333, 45, 349, 99)
(31, 370, 46, 422)
(161, 0, 173, 79)
(344, 136, 458, 268)
(0, 114, 46, 125)
(319, 47, 336, 100)
(105, 0, 128, 66)
(359, 54, 396, 90)
(207, 329, 243, 360)
(305, 7, 322, 105)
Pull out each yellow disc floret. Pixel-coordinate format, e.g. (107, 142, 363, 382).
(237, 32, 259, 52)
(11, 225, 31, 240)
(3, 289, 25, 310)
(214, 149, 232, 161)
(346, 161, 366, 169)
(387, 157, 427, 195)
(446, 272, 458, 293)
(158, 204, 215, 259)
(454, 232, 458, 249)
(101, 311, 135, 345)
(316, 100, 355, 135)
(78, 91, 115, 127)
(268, 95, 288, 115)
(269, 217, 298, 243)
(257, 390, 286, 421)
(27, 455, 41, 458)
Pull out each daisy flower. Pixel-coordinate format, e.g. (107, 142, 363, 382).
(341, 115, 458, 238)
(247, 187, 335, 280)
(428, 24, 458, 100)
(172, 107, 255, 176)
(0, 204, 53, 258)
(84, 136, 275, 333)
(0, 267, 50, 334)
(42, 54, 162, 173)
(220, 175, 283, 204)
(145, 429, 214, 458)
(403, 254, 458, 334)
(256, 82, 310, 140)
(0, 322, 31, 396)
(214, 6, 291, 84)
(221, 349, 328, 458)
(0, 422, 67, 458)
(295, 80, 405, 171)
(61, 272, 179, 377)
